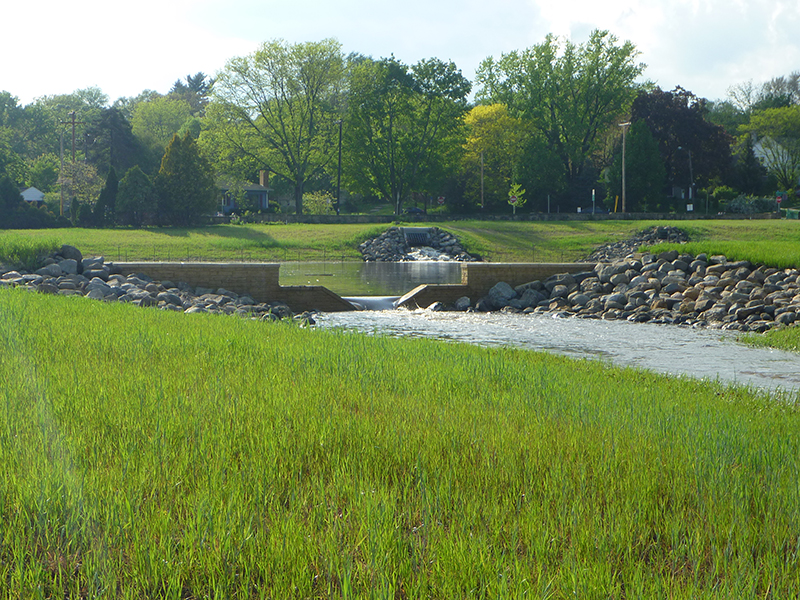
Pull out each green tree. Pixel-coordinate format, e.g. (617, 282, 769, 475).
(154, 133, 217, 225)
(345, 56, 471, 214)
(461, 104, 524, 209)
(92, 166, 118, 226)
(741, 106, 800, 191)
(170, 72, 215, 115)
(507, 183, 526, 215)
(604, 121, 666, 211)
(132, 96, 193, 157)
(209, 38, 345, 215)
(476, 30, 645, 207)
(631, 87, 733, 192)
(0, 175, 21, 216)
(116, 165, 155, 226)
(25, 153, 60, 192)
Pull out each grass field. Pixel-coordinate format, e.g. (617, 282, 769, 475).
(3, 218, 800, 267)
(2, 288, 800, 597)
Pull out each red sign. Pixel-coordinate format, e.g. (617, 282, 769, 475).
(509, 196, 518, 204)
(437, 196, 445, 205)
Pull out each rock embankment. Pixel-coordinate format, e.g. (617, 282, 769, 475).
(454, 250, 800, 333)
(359, 227, 478, 262)
(581, 226, 689, 262)
(0, 245, 313, 324)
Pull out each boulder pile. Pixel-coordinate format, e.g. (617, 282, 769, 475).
(581, 225, 689, 262)
(456, 249, 800, 332)
(0, 245, 313, 324)
(359, 227, 478, 262)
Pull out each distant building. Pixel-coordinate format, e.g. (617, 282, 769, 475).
(20, 187, 45, 206)
(218, 170, 271, 215)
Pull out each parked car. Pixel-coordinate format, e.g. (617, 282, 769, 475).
(403, 206, 425, 215)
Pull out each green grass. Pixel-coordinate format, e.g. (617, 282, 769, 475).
(0, 224, 389, 264)
(2, 288, 800, 597)
(0, 232, 60, 271)
(3, 219, 800, 266)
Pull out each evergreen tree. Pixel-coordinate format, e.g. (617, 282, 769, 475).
(154, 133, 217, 225)
(605, 121, 667, 211)
(0, 175, 22, 225)
(93, 166, 118, 226)
(116, 166, 155, 226)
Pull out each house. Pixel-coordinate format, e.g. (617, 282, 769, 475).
(20, 187, 45, 206)
(218, 170, 271, 215)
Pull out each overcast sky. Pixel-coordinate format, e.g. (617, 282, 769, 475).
(3, 0, 798, 106)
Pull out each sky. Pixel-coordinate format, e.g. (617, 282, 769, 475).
(3, 0, 799, 106)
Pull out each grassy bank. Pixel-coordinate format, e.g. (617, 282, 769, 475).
(2, 288, 799, 597)
(2, 219, 800, 266)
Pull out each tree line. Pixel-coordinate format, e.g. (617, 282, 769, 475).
(1, 32, 798, 227)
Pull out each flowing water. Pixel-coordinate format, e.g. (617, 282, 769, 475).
(278, 261, 462, 296)
(315, 308, 800, 398)
(279, 260, 800, 397)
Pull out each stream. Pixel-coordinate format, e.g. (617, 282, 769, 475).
(315, 307, 800, 398)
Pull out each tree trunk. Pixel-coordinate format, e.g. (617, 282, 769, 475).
(294, 180, 304, 215)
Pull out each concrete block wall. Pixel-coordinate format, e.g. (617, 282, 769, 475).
(115, 262, 354, 312)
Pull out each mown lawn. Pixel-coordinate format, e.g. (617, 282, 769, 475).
(2, 218, 800, 266)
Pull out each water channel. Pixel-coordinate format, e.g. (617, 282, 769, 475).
(282, 261, 800, 398)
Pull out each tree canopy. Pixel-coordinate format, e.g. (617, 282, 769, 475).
(154, 133, 218, 226)
(344, 56, 471, 214)
(476, 30, 645, 207)
(209, 38, 345, 215)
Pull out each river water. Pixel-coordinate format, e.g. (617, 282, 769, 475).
(315, 308, 800, 398)
(279, 260, 800, 397)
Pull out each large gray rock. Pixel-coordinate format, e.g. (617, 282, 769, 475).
(60, 245, 83, 263)
(454, 296, 471, 311)
(59, 259, 78, 275)
(485, 282, 517, 310)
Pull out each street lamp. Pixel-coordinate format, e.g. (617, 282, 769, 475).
(335, 119, 343, 216)
(619, 122, 631, 213)
(677, 146, 694, 201)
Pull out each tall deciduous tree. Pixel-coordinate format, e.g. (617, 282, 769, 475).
(631, 87, 732, 191)
(345, 56, 471, 214)
(742, 106, 800, 190)
(132, 96, 193, 157)
(476, 30, 645, 206)
(461, 104, 524, 209)
(209, 38, 345, 215)
(154, 132, 217, 226)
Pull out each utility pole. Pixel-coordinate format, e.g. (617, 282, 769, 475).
(480, 151, 485, 209)
(63, 111, 85, 163)
(619, 122, 631, 213)
(335, 120, 342, 216)
(58, 111, 85, 219)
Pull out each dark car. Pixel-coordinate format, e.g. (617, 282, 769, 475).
(404, 206, 425, 215)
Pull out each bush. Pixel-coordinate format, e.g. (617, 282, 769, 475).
(723, 195, 779, 214)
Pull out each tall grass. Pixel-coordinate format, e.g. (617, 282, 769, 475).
(0, 233, 59, 270)
(2, 288, 800, 597)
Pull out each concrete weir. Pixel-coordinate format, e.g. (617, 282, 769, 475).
(115, 262, 356, 312)
(396, 262, 588, 309)
(115, 261, 589, 313)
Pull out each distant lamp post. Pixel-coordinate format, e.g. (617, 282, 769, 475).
(677, 146, 694, 201)
(335, 119, 343, 216)
(619, 122, 631, 213)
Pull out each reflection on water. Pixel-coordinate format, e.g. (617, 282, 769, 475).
(315, 309, 800, 398)
(278, 261, 461, 296)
